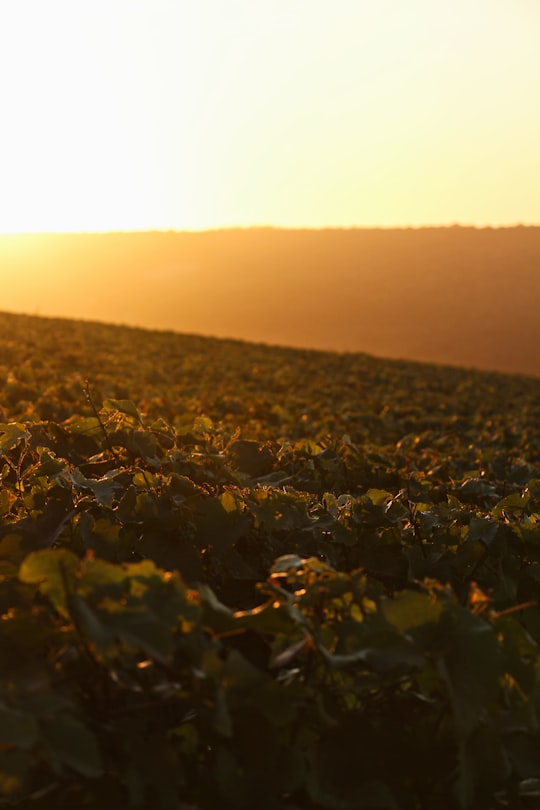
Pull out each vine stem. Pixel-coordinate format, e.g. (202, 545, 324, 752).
(82, 380, 121, 464)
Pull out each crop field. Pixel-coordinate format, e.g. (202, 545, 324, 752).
(1, 309, 540, 809)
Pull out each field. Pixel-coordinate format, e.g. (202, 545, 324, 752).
(1, 310, 540, 809)
(2, 226, 540, 376)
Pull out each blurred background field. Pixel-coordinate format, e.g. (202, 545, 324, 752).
(1, 225, 539, 377)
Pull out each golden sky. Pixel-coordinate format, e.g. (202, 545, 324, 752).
(1, 0, 539, 232)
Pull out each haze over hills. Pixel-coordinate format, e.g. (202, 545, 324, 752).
(1, 226, 539, 377)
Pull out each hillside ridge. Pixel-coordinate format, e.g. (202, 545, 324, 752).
(1, 226, 539, 376)
(0, 306, 536, 382)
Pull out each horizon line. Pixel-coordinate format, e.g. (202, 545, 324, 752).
(1, 222, 540, 236)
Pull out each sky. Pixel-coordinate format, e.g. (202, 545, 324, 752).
(1, 0, 539, 233)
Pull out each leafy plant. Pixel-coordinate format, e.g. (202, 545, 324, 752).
(0, 310, 540, 808)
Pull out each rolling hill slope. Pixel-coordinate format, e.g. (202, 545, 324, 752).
(1, 226, 539, 376)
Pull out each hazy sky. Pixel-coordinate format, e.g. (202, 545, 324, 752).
(1, 0, 539, 232)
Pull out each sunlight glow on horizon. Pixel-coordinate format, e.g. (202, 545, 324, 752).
(1, 0, 539, 234)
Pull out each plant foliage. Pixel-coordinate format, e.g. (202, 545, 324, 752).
(1, 311, 540, 808)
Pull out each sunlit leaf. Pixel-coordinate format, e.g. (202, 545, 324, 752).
(381, 590, 442, 634)
(0, 423, 29, 454)
(18, 549, 79, 617)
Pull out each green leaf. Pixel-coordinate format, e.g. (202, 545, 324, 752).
(193, 495, 251, 553)
(438, 606, 500, 739)
(0, 423, 29, 454)
(64, 415, 103, 439)
(126, 430, 162, 466)
(505, 733, 540, 779)
(0, 705, 39, 750)
(380, 590, 442, 635)
(66, 468, 125, 507)
(270, 554, 305, 576)
(213, 688, 233, 737)
(492, 491, 530, 518)
(366, 488, 392, 506)
(321, 638, 425, 675)
(193, 415, 214, 435)
(455, 723, 510, 810)
(459, 478, 497, 500)
(0, 533, 28, 569)
(234, 599, 301, 635)
(0, 749, 33, 797)
(77, 558, 196, 662)
(198, 583, 236, 634)
(228, 439, 273, 476)
(466, 516, 499, 545)
(69, 593, 113, 654)
(18, 549, 79, 617)
(41, 715, 103, 777)
(102, 398, 144, 425)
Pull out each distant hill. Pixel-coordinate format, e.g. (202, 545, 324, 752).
(1, 226, 539, 376)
